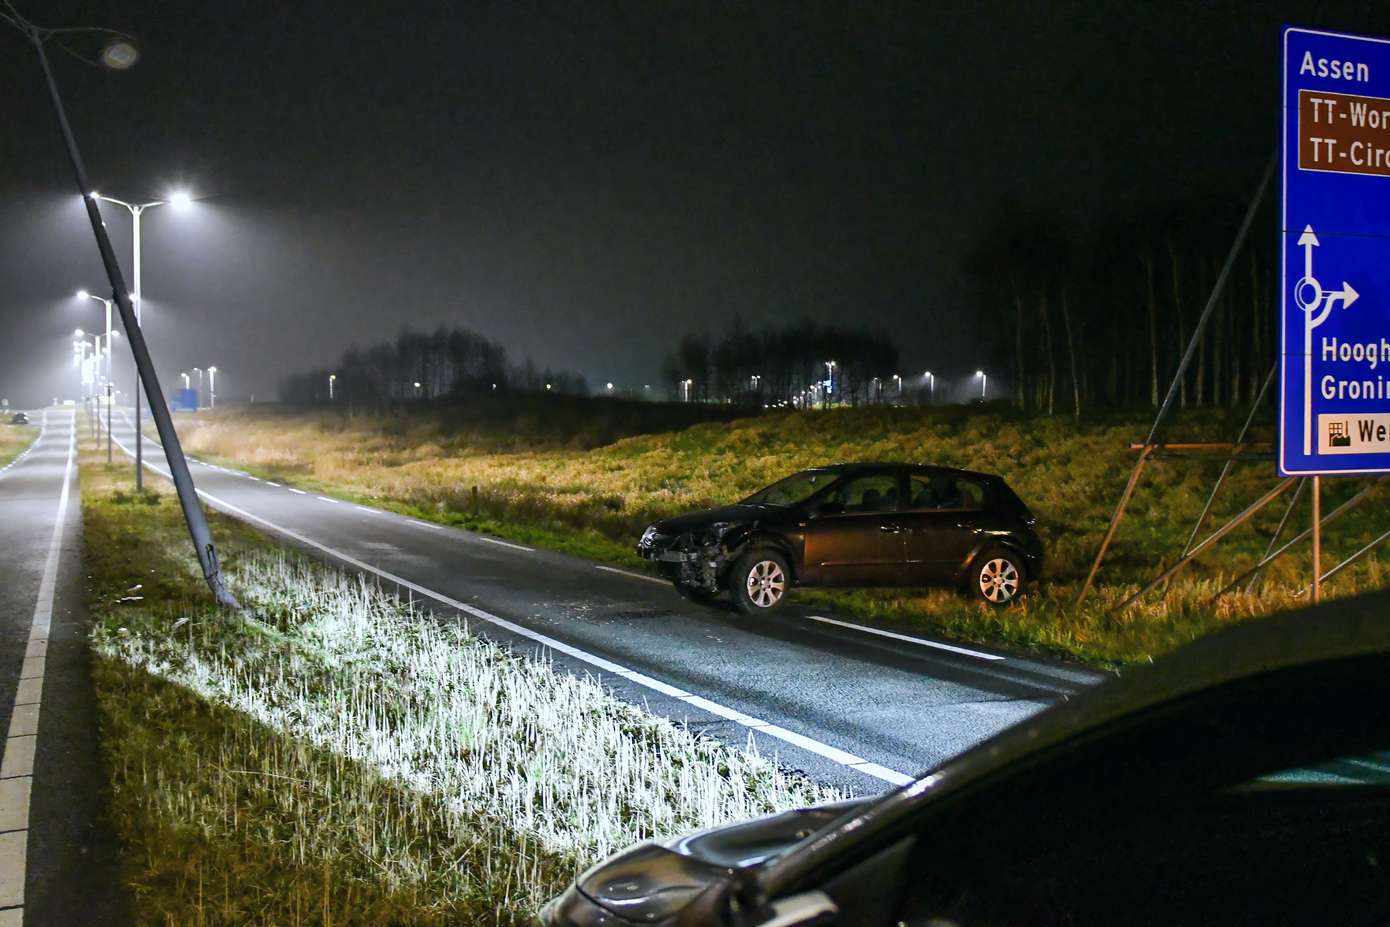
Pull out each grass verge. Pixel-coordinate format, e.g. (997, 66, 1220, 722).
(167, 403, 1390, 667)
(80, 436, 842, 925)
(0, 421, 38, 468)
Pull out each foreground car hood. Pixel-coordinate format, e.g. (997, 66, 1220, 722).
(654, 504, 776, 536)
(574, 801, 866, 923)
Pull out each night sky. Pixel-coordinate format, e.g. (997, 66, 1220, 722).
(1, 0, 1386, 406)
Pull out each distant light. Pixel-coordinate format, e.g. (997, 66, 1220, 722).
(99, 39, 140, 71)
(74, 328, 84, 337)
(169, 191, 193, 211)
(208, 366, 216, 373)
(545, 383, 552, 390)
(606, 382, 614, 390)
(413, 381, 421, 389)
(88, 191, 100, 200)
(491, 383, 497, 390)
(975, 370, 984, 377)
(76, 289, 89, 300)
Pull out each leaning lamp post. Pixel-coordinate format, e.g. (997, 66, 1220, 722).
(3, 7, 238, 608)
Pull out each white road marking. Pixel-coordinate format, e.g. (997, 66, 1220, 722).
(477, 536, 534, 552)
(408, 519, 443, 530)
(111, 433, 913, 788)
(288, 488, 308, 495)
(354, 506, 379, 514)
(805, 614, 1003, 662)
(265, 482, 281, 488)
(317, 496, 341, 505)
(0, 412, 76, 915)
(594, 565, 668, 586)
(247, 476, 262, 482)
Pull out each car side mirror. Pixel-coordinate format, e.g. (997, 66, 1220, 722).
(756, 890, 838, 926)
(815, 502, 845, 517)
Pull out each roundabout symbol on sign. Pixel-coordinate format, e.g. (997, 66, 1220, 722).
(1295, 224, 1360, 454)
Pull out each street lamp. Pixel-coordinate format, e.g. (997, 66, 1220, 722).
(192, 366, 204, 408)
(328, 373, 336, 400)
(181, 371, 191, 390)
(975, 369, 988, 400)
(207, 366, 217, 408)
(824, 360, 836, 408)
(606, 382, 614, 392)
(924, 370, 935, 404)
(682, 378, 693, 403)
(92, 188, 193, 488)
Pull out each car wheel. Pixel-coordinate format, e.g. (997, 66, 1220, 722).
(674, 581, 720, 605)
(971, 547, 1023, 606)
(732, 550, 790, 614)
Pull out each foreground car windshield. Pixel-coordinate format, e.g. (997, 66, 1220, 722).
(743, 469, 834, 506)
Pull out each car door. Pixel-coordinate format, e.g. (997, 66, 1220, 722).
(899, 472, 989, 583)
(801, 470, 907, 586)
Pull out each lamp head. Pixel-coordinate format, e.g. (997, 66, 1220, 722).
(975, 370, 984, 377)
(99, 38, 141, 71)
(168, 190, 193, 211)
(74, 328, 84, 337)
(76, 289, 89, 301)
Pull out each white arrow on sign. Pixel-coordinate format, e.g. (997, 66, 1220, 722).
(1296, 224, 1361, 455)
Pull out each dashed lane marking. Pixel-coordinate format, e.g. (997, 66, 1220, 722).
(594, 565, 668, 586)
(806, 614, 1004, 662)
(477, 536, 534, 553)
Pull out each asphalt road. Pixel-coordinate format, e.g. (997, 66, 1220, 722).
(0, 411, 127, 926)
(107, 409, 1105, 793)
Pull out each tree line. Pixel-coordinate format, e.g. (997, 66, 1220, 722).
(966, 189, 1279, 417)
(279, 327, 590, 404)
(659, 321, 901, 406)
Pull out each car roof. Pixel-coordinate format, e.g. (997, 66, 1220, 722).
(818, 462, 997, 479)
(762, 590, 1390, 894)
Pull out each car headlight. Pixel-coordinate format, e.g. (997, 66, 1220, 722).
(640, 525, 658, 547)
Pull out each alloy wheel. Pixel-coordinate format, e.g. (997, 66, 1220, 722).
(746, 559, 786, 609)
(978, 557, 1020, 604)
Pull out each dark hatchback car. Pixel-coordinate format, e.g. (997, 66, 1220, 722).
(8, 412, 28, 425)
(538, 593, 1390, 926)
(638, 463, 1042, 613)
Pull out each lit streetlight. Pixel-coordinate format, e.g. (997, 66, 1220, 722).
(606, 382, 614, 392)
(975, 369, 988, 400)
(923, 370, 935, 404)
(193, 366, 204, 409)
(824, 360, 836, 408)
(92, 188, 194, 490)
(181, 371, 191, 390)
(208, 366, 217, 408)
(328, 373, 336, 400)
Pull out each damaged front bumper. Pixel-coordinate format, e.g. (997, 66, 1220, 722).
(638, 529, 733, 594)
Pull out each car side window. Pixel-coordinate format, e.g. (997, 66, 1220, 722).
(908, 474, 985, 511)
(830, 474, 900, 513)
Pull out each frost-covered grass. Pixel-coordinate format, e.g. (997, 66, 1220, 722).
(81, 442, 842, 924)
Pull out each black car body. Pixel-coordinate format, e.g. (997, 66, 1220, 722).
(8, 412, 28, 425)
(638, 463, 1043, 611)
(539, 592, 1390, 926)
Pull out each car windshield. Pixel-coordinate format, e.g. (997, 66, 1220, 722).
(743, 469, 835, 506)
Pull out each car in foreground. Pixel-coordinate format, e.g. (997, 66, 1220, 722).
(637, 463, 1042, 612)
(8, 412, 28, 425)
(538, 592, 1390, 926)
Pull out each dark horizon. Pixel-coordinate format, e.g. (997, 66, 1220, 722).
(2, 0, 1386, 407)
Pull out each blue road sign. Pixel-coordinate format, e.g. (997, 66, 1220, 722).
(1281, 27, 1390, 475)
